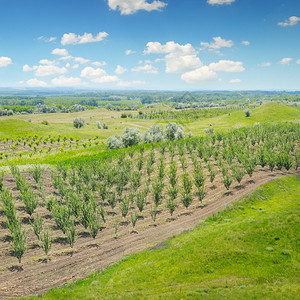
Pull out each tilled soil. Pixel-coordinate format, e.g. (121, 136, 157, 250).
(0, 167, 297, 299)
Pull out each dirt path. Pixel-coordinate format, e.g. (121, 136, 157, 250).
(0, 170, 297, 299)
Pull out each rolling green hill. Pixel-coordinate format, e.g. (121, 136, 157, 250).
(29, 175, 300, 300)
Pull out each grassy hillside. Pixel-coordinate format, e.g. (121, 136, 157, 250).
(1, 103, 299, 139)
(190, 103, 300, 134)
(29, 175, 300, 300)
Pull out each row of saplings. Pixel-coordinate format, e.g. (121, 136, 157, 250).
(1, 123, 299, 265)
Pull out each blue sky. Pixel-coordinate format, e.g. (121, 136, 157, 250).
(0, 0, 299, 90)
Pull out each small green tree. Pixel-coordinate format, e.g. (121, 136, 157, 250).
(40, 229, 52, 262)
(66, 220, 76, 248)
(30, 214, 44, 240)
(11, 225, 26, 264)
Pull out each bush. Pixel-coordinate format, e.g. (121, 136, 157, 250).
(73, 118, 85, 128)
(244, 108, 251, 117)
(41, 120, 49, 125)
(165, 123, 184, 141)
(107, 134, 123, 149)
(143, 125, 164, 143)
(96, 121, 101, 129)
(121, 127, 141, 148)
(102, 123, 108, 129)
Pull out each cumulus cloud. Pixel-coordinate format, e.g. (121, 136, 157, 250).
(258, 62, 272, 67)
(207, 0, 236, 5)
(241, 41, 250, 46)
(92, 61, 106, 66)
(0, 57, 12, 68)
(81, 66, 119, 84)
(35, 65, 67, 77)
(107, 0, 167, 15)
(26, 78, 48, 87)
(200, 36, 234, 51)
(278, 16, 300, 27)
(118, 80, 146, 87)
(72, 64, 80, 69)
(131, 64, 158, 74)
(209, 60, 245, 72)
(51, 76, 82, 86)
(229, 78, 241, 83)
(74, 57, 90, 64)
(61, 32, 108, 45)
(144, 41, 202, 73)
(125, 49, 136, 55)
(296, 59, 300, 64)
(181, 66, 218, 83)
(52, 48, 69, 56)
(23, 64, 37, 72)
(115, 65, 127, 74)
(39, 59, 56, 65)
(279, 57, 292, 65)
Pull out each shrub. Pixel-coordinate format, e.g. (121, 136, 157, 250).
(102, 123, 108, 129)
(73, 118, 85, 128)
(96, 121, 101, 129)
(204, 127, 214, 137)
(88, 212, 101, 240)
(107, 134, 123, 149)
(165, 123, 184, 141)
(143, 125, 164, 143)
(244, 108, 251, 117)
(121, 127, 141, 148)
(20, 188, 38, 216)
(41, 120, 49, 125)
(130, 212, 138, 229)
(166, 197, 177, 217)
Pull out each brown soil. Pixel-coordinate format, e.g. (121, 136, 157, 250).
(0, 167, 297, 299)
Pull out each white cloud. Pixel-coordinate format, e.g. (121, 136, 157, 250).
(118, 80, 146, 87)
(241, 41, 250, 46)
(107, 0, 167, 15)
(92, 61, 106, 66)
(278, 16, 300, 27)
(81, 67, 107, 79)
(115, 65, 127, 74)
(92, 75, 119, 84)
(23, 64, 38, 72)
(26, 78, 48, 87)
(39, 59, 56, 65)
(38, 36, 56, 42)
(52, 48, 69, 56)
(35, 65, 68, 77)
(131, 64, 158, 74)
(200, 36, 234, 51)
(207, 0, 236, 5)
(51, 76, 82, 86)
(61, 32, 108, 45)
(209, 60, 245, 72)
(0, 57, 12, 68)
(81, 66, 119, 84)
(229, 78, 241, 83)
(279, 57, 292, 65)
(125, 49, 136, 55)
(296, 59, 300, 64)
(65, 63, 71, 68)
(74, 57, 90, 64)
(181, 66, 218, 83)
(72, 64, 79, 69)
(258, 62, 272, 67)
(144, 41, 202, 73)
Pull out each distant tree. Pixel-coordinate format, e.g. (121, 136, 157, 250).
(244, 108, 251, 117)
(73, 117, 85, 128)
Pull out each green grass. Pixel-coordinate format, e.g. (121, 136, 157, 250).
(28, 175, 300, 300)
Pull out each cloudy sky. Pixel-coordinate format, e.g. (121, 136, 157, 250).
(0, 0, 299, 90)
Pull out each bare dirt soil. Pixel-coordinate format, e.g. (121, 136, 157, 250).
(0, 166, 297, 299)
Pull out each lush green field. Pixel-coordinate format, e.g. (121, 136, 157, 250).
(0, 103, 299, 167)
(27, 175, 300, 299)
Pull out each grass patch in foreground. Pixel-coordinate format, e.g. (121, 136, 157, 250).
(28, 175, 300, 299)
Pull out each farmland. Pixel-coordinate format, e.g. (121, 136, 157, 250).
(0, 96, 299, 299)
